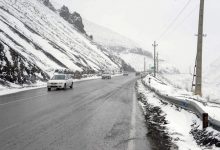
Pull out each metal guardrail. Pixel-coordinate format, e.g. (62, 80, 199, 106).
(143, 81, 220, 131)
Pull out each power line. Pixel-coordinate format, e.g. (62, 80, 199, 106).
(168, 4, 199, 37)
(157, 0, 192, 41)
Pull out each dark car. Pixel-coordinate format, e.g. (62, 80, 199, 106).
(135, 72, 140, 76)
(123, 71, 129, 76)
(102, 72, 111, 79)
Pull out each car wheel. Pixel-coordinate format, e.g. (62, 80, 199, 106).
(48, 88, 51, 91)
(70, 82, 73, 89)
(63, 84, 66, 90)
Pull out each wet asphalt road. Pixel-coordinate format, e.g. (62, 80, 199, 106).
(0, 74, 151, 150)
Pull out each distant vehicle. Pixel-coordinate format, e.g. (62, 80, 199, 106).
(47, 74, 73, 91)
(73, 71, 82, 79)
(82, 74, 88, 78)
(135, 72, 140, 76)
(140, 72, 147, 78)
(123, 71, 129, 76)
(102, 72, 111, 79)
(97, 72, 102, 76)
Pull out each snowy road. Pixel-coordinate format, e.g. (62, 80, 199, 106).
(0, 74, 150, 150)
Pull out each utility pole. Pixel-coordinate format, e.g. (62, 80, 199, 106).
(195, 0, 205, 96)
(144, 57, 146, 72)
(156, 52, 159, 73)
(152, 41, 158, 77)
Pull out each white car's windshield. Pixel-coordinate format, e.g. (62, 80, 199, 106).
(52, 75, 66, 80)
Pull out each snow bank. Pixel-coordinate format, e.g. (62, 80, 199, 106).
(137, 80, 203, 150)
(143, 74, 220, 124)
(162, 73, 220, 104)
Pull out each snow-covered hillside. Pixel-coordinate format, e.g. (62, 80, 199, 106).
(83, 19, 140, 49)
(119, 53, 151, 72)
(84, 18, 181, 74)
(84, 19, 153, 71)
(0, 0, 121, 85)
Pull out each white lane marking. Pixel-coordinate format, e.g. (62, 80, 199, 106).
(0, 93, 48, 106)
(127, 91, 137, 150)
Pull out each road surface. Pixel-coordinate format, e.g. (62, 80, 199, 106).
(0, 74, 151, 150)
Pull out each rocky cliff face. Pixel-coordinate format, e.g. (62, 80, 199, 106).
(43, 0, 56, 11)
(0, 42, 48, 85)
(59, 5, 86, 34)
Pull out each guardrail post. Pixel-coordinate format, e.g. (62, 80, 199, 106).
(203, 113, 208, 129)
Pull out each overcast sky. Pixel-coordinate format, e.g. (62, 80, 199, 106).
(51, 0, 220, 72)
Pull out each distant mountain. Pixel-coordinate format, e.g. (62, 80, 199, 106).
(83, 19, 139, 49)
(83, 19, 152, 72)
(83, 19, 152, 58)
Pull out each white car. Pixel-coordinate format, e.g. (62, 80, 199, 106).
(47, 74, 73, 91)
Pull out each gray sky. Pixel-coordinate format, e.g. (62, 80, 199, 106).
(51, 0, 220, 72)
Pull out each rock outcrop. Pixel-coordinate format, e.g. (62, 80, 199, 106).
(59, 5, 86, 34)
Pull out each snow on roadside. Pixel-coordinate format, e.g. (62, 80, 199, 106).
(0, 74, 122, 96)
(137, 80, 204, 150)
(143, 74, 220, 121)
(0, 81, 47, 96)
(161, 73, 220, 105)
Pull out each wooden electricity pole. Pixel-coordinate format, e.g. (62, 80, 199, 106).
(144, 57, 146, 72)
(157, 52, 159, 73)
(195, 0, 205, 96)
(152, 41, 158, 77)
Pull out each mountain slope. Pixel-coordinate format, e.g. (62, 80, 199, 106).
(83, 19, 153, 72)
(84, 19, 180, 73)
(83, 19, 140, 49)
(0, 0, 120, 84)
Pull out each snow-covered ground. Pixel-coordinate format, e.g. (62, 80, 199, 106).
(143, 74, 220, 121)
(0, 81, 46, 96)
(137, 78, 220, 149)
(161, 73, 192, 91)
(161, 73, 220, 104)
(137, 80, 202, 150)
(0, 73, 122, 96)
